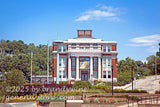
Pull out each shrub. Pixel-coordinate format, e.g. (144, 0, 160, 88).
(84, 99, 90, 103)
(108, 99, 116, 103)
(96, 82, 106, 86)
(155, 90, 160, 94)
(59, 81, 68, 85)
(83, 89, 105, 93)
(37, 96, 66, 104)
(90, 98, 94, 103)
(0, 97, 2, 103)
(94, 81, 107, 85)
(127, 96, 139, 101)
(73, 81, 91, 89)
(93, 98, 100, 103)
(90, 95, 129, 99)
(32, 82, 42, 85)
(66, 91, 82, 96)
(91, 85, 111, 93)
(101, 99, 107, 103)
(106, 82, 112, 86)
(94, 81, 101, 85)
(113, 89, 147, 93)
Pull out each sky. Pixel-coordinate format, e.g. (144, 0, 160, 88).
(0, 0, 160, 61)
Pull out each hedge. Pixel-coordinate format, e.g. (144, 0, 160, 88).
(72, 81, 91, 89)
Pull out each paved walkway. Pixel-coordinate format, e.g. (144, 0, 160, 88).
(117, 103, 138, 107)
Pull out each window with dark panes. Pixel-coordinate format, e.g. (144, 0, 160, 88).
(108, 71, 111, 78)
(59, 70, 61, 78)
(72, 71, 76, 78)
(72, 58, 76, 67)
(63, 71, 66, 78)
(103, 71, 106, 78)
(93, 58, 97, 67)
(94, 71, 97, 78)
(103, 45, 106, 52)
(63, 45, 66, 52)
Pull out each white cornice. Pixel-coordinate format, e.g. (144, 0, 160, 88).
(62, 38, 117, 44)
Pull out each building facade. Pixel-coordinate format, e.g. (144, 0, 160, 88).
(52, 29, 118, 84)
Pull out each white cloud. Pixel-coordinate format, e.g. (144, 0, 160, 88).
(75, 5, 123, 22)
(100, 6, 120, 12)
(128, 34, 160, 53)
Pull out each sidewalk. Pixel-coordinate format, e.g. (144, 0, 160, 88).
(113, 80, 139, 90)
(117, 103, 138, 107)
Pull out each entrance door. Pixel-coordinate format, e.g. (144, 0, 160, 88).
(81, 71, 88, 81)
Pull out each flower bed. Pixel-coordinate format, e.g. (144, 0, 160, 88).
(113, 89, 147, 93)
(37, 95, 66, 105)
(84, 97, 127, 104)
(5, 95, 38, 103)
(83, 94, 139, 104)
(17, 83, 73, 96)
(155, 90, 160, 94)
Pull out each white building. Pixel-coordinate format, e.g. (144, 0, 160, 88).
(52, 29, 118, 84)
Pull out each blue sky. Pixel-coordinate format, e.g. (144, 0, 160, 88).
(0, 0, 160, 61)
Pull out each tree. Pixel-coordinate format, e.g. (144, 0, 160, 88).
(146, 55, 160, 75)
(119, 72, 136, 84)
(118, 57, 138, 73)
(0, 40, 7, 57)
(27, 43, 38, 54)
(0, 40, 52, 85)
(1, 69, 24, 96)
(136, 61, 143, 67)
(118, 57, 138, 84)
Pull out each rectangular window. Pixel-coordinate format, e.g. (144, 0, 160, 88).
(103, 58, 106, 67)
(94, 71, 97, 78)
(72, 44, 76, 47)
(108, 58, 111, 67)
(103, 45, 106, 52)
(80, 44, 89, 47)
(108, 45, 111, 52)
(79, 31, 84, 35)
(103, 71, 106, 78)
(93, 47, 98, 49)
(72, 47, 76, 49)
(72, 58, 76, 67)
(85, 47, 90, 49)
(63, 58, 66, 67)
(63, 71, 66, 78)
(59, 58, 61, 66)
(58, 45, 61, 52)
(63, 45, 66, 52)
(59, 70, 61, 78)
(72, 71, 76, 78)
(85, 30, 90, 35)
(80, 47, 84, 49)
(93, 58, 97, 67)
(93, 44, 97, 47)
(108, 71, 111, 78)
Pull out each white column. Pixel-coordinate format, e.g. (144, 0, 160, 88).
(76, 57, 79, 80)
(90, 57, 93, 80)
(61, 45, 63, 52)
(56, 44, 60, 84)
(98, 57, 101, 80)
(68, 57, 71, 82)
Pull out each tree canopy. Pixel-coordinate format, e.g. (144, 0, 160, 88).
(0, 40, 52, 81)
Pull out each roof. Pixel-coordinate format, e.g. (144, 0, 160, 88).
(63, 37, 117, 44)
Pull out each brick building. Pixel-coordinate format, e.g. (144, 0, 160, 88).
(52, 29, 118, 84)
